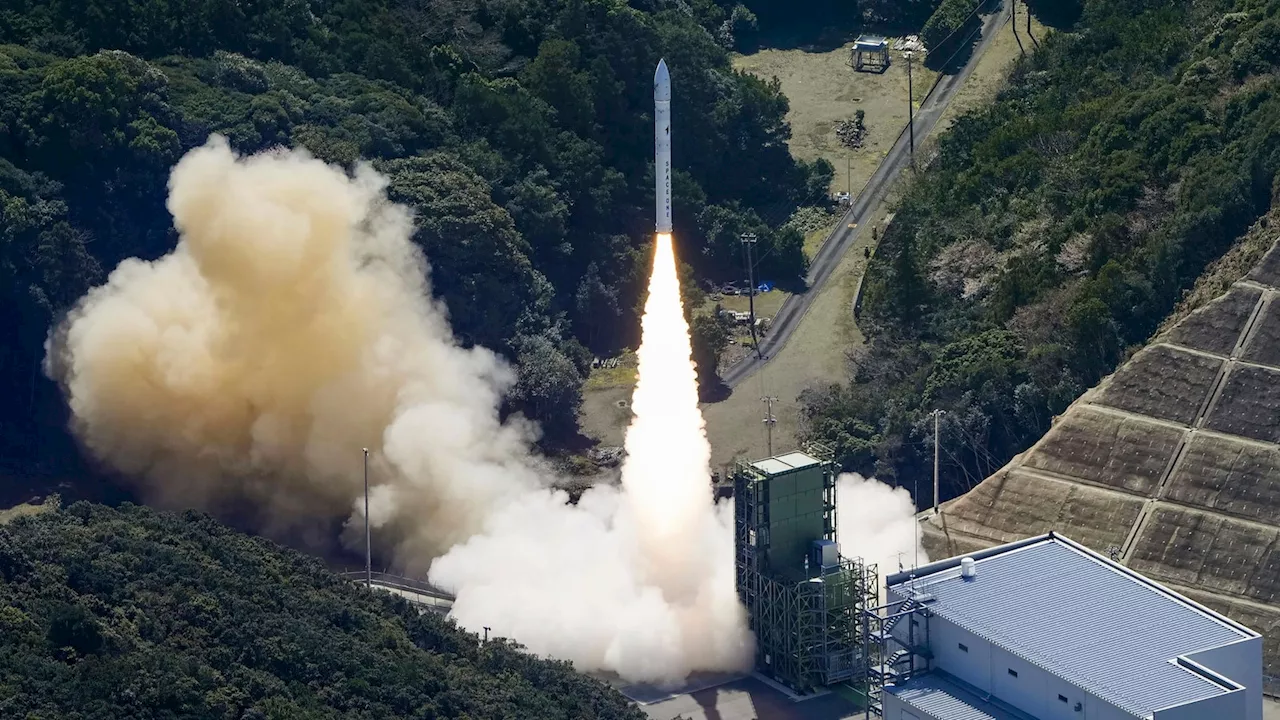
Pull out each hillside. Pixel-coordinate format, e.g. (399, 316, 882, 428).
(925, 230, 1280, 680)
(0, 499, 644, 719)
(800, 0, 1280, 498)
(0, 0, 833, 473)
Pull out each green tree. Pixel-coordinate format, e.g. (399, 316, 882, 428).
(520, 39, 595, 134)
(1025, 0, 1082, 29)
(381, 154, 554, 351)
(690, 312, 732, 392)
(920, 0, 981, 69)
(511, 335, 584, 439)
(0, 502, 647, 719)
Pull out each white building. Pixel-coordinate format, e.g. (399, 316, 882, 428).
(880, 533, 1264, 720)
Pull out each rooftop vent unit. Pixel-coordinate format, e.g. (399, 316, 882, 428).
(960, 557, 976, 579)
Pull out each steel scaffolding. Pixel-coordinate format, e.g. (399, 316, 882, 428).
(861, 589, 934, 717)
(733, 444, 879, 695)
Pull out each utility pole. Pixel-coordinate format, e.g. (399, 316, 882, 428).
(846, 156, 851, 195)
(761, 395, 778, 456)
(913, 466, 919, 575)
(933, 410, 941, 515)
(483, 627, 491, 643)
(740, 233, 762, 359)
(905, 51, 915, 164)
(363, 448, 371, 589)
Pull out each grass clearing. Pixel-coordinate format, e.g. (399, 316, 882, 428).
(804, 223, 835, 260)
(700, 201, 891, 469)
(733, 40, 938, 199)
(583, 350, 637, 391)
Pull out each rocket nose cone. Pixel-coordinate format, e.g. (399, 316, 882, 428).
(654, 59, 671, 101)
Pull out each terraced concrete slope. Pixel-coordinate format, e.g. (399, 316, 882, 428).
(925, 242, 1280, 680)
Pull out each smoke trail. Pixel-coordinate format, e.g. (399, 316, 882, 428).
(619, 233, 715, 601)
(430, 234, 752, 683)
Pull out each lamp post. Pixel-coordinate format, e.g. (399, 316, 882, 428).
(363, 448, 371, 589)
(904, 50, 915, 164)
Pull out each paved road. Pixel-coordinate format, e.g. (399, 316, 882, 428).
(722, 3, 1012, 389)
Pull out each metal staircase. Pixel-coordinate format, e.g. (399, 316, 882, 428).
(863, 595, 932, 717)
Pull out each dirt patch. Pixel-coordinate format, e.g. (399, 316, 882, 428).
(579, 386, 632, 448)
(1162, 285, 1261, 357)
(733, 41, 938, 197)
(1093, 345, 1223, 426)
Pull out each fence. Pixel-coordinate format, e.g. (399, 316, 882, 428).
(337, 569, 455, 613)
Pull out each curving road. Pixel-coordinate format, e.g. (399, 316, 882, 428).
(722, 3, 1012, 389)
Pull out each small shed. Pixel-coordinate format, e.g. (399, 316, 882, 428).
(852, 34, 889, 73)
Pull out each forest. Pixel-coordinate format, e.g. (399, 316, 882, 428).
(0, 500, 644, 718)
(801, 0, 1280, 500)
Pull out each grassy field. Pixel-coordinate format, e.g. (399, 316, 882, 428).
(733, 40, 938, 198)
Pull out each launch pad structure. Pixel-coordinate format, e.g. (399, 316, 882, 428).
(733, 445, 878, 696)
(732, 444, 933, 715)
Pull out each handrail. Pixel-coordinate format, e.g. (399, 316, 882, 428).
(337, 569, 456, 601)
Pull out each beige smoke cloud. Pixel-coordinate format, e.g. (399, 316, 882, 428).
(46, 135, 543, 561)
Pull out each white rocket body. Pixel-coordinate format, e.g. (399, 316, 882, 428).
(654, 59, 673, 234)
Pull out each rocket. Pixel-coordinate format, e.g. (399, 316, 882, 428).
(654, 59, 673, 234)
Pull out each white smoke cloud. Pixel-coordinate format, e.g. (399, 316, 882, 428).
(47, 137, 922, 687)
(430, 234, 752, 684)
(836, 473, 928, 598)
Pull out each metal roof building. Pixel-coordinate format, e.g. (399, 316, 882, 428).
(880, 533, 1263, 720)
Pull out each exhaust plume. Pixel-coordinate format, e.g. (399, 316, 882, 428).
(430, 234, 752, 683)
(46, 135, 544, 562)
(48, 138, 922, 686)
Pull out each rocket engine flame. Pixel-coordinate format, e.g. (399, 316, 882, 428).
(620, 233, 713, 599)
(431, 232, 753, 684)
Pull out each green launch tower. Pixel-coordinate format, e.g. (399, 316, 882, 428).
(733, 445, 878, 695)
